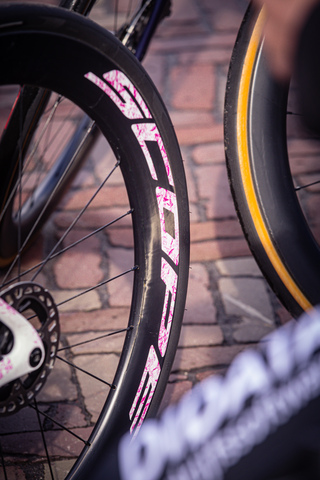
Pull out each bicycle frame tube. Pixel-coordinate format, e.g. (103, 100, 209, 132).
(59, 0, 172, 62)
(59, 0, 98, 15)
(135, 0, 171, 61)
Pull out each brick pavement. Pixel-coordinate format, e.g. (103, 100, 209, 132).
(0, 0, 310, 477)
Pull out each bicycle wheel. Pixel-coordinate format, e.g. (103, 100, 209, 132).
(224, 3, 320, 318)
(0, 4, 189, 480)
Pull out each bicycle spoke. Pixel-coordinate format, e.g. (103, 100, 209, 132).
(287, 108, 320, 208)
(56, 355, 116, 389)
(34, 398, 55, 480)
(29, 403, 91, 446)
(58, 326, 133, 352)
(25, 95, 62, 169)
(295, 179, 320, 191)
(0, 95, 62, 225)
(1, 119, 98, 285)
(30, 159, 120, 281)
(0, 209, 133, 288)
(56, 266, 137, 308)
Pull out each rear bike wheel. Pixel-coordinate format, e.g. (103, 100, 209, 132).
(0, 5, 189, 480)
(224, 3, 320, 318)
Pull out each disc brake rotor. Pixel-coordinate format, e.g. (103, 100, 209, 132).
(0, 282, 60, 416)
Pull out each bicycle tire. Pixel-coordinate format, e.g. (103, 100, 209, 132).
(0, 4, 189, 479)
(224, 3, 320, 318)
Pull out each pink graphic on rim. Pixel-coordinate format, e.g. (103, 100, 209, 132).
(158, 258, 178, 357)
(129, 345, 160, 436)
(85, 70, 152, 120)
(131, 123, 174, 186)
(103, 70, 152, 119)
(156, 187, 179, 265)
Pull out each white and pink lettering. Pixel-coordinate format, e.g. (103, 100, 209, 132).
(158, 258, 178, 357)
(103, 70, 152, 119)
(129, 345, 161, 436)
(85, 71, 149, 120)
(84, 69, 181, 435)
(131, 123, 174, 186)
(156, 187, 179, 265)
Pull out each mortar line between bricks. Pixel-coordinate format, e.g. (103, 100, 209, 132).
(223, 293, 273, 325)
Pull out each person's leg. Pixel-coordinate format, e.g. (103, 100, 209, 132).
(253, 0, 319, 82)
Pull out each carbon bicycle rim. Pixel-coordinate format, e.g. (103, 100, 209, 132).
(0, 5, 189, 479)
(224, 3, 320, 318)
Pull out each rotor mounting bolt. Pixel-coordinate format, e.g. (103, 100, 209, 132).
(29, 348, 42, 368)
